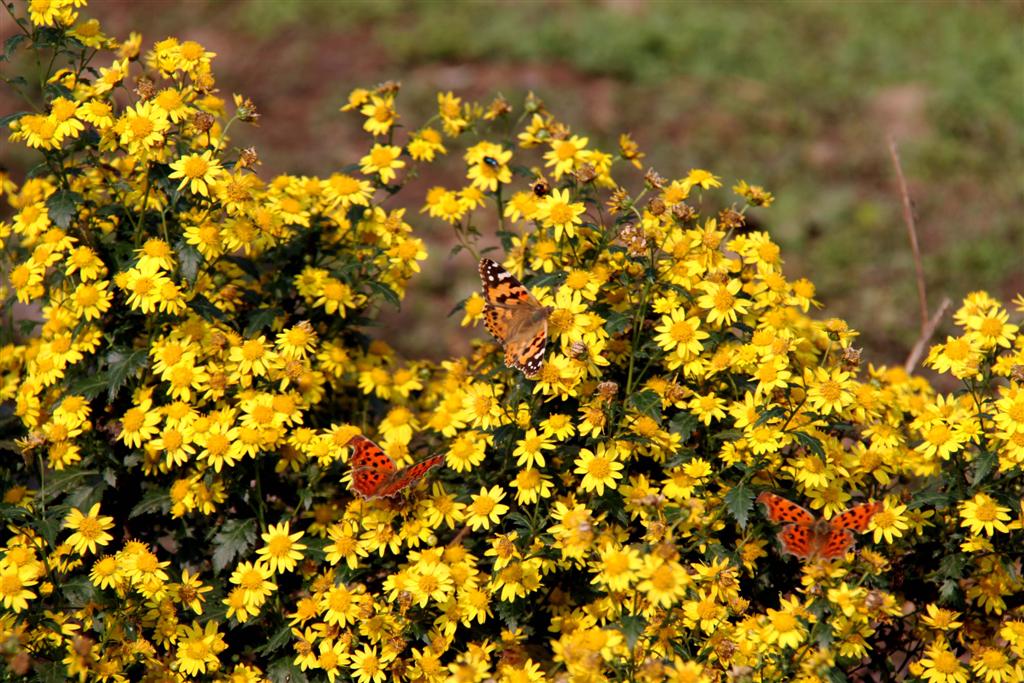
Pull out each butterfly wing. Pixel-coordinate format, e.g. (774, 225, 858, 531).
(478, 258, 549, 377)
(376, 453, 446, 498)
(819, 528, 856, 559)
(829, 501, 880, 532)
(757, 492, 815, 525)
(777, 524, 814, 559)
(349, 435, 396, 498)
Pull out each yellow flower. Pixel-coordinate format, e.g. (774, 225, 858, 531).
(0, 561, 38, 612)
(574, 442, 624, 495)
(466, 486, 509, 531)
(174, 621, 226, 676)
(804, 366, 857, 416)
(762, 596, 809, 650)
(169, 150, 223, 196)
(350, 644, 388, 683)
(917, 638, 969, 683)
(870, 500, 910, 544)
(513, 429, 555, 469)
(654, 309, 708, 356)
(543, 134, 588, 179)
(696, 278, 751, 327)
(359, 95, 398, 136)
(959, 493, 1011, 536)
(407, 127, 446, 162)
(255, 521, 307, 574)
(359, 144, 405, 184)
(63, 503, 115, 555)
(536, 188, 585, 241)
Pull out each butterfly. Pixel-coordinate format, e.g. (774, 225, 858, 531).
(757, 492, 880, 561)
(348, 435, 445, 499)
(478, 258, 552, 378)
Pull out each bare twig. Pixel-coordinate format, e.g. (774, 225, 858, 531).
(888, 136, 929, 333)
(904, 296, 952, 373)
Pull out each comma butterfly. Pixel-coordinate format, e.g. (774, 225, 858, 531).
(757, 492, 879, 561)
(348, 435, 445, 499)
(478, 258, 552, 378)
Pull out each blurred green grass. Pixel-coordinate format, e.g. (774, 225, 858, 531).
(6, 0, 1022, 367)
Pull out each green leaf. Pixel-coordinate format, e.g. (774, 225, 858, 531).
(46, 190, 82, 229)
(626, 389, 661, 420)
(790, 430, 826, 459)
(971, 449, 997, 487)
(61, 576, 96, 606)
(105, 348, 149, 402)
(367, 280, 401, 309)
(258, 623, 294, 656)
(267, 658, 308, 683)
(38, 469, 97, 505)
(724, 481, 756, 528)
(668, 411, 699, 440)
(130, 485, 170, 518)
(245, 308, 282, 337)
(65, 371, 111, 401)
(212, 519, 257, 574)
(603, 311, 630, 335)
(176, 240, 203, 286)
(3, 33, 27, 61)
(754, 406, 787, 427)
(188, 294, 229, 324)
(618, 613, 646, 650)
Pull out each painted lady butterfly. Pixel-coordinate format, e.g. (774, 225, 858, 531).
(757, 492, 879, 561)
(348, 435, 445, 499)
(478, 258, 552, 378)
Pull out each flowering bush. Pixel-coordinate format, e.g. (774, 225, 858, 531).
(2, 2, 1023, 681)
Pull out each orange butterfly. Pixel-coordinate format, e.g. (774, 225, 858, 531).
(757, 492, 879, 561)
(478, 258, 552, 378)
(348, 436, 445, 499)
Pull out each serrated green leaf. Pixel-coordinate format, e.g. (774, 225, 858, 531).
(258, 623, 294, 657)
(626, 389, 661, 420)
(212, 519, 257, 574)
(367, 280, 401, 309)
(176, 240, 203, 286)
(267, 658, 308, 683)
(618, 614, 646, 650)
(724, 481, 756, 528)
(668, 411, 699, 440)
(971, 449, 997, 487)
(65, 371, 111, 400)
(188, 294, 229, 324)
(130, 486, 170, 519)
(61, 576, 96, 606)
(754, 406, 787, 427)
(223, 254, 261, 281)
(46, 189, 82, 229)
(938, 578, 960, 603)
(38, 468, 97, 505)
(604, 311, 630, 335)
(939, 552, 967, 580)
(790, 430, 826, 459)
(3, 33, 27, 61)
(245, 308, 282, 336)
(105, 348, 148, 402)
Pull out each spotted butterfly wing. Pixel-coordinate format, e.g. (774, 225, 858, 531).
(478, 258, 550, 377)
(829, 501, 881, 532)
(375, 453, 446, 498)
(756, 492, 815, 525)
(348, 435, 444, 499)
(776, 524, 815, 560)
(758, 492, 879, 561)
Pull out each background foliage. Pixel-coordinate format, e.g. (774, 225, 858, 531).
(1, 0, 1020, 369)
(1, 2, 1023, 683)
